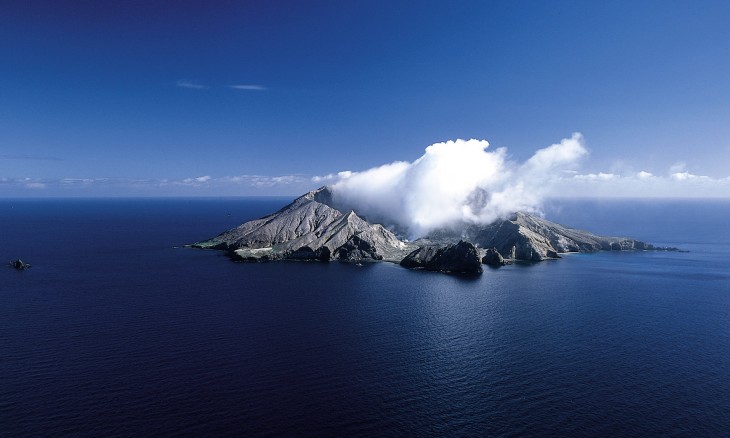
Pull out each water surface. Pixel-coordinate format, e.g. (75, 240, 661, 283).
(2, 198, 729, 436)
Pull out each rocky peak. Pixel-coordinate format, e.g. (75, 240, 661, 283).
(191, 186, 413, 263)
(304, 186, 335, 206)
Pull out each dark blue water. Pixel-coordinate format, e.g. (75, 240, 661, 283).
(2, 198, 729, 436)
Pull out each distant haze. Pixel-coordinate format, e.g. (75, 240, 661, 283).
(2, 2, 729, 197)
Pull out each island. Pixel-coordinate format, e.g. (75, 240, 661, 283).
(9, 259, 32, 271)
(190, 187, 677, 275)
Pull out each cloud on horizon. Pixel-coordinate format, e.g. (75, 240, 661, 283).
(4, 135, 729, 203)
(557, 169, 730, 197)
(0, 174, 309, 196)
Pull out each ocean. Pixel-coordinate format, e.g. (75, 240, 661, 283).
(1, 198, 729, 436)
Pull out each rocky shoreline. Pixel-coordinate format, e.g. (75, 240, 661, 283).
(190, 187, 679, 275)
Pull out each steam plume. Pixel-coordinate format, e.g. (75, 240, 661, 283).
(329, 133, 587, 238)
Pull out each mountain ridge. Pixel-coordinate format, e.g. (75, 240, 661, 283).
(191, 186, 677, 273)
(191, 187, 414, 263)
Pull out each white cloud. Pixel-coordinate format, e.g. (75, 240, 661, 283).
(314, 133, 730, 236)
(176, 79, 207, 90)
(61, 178, 94, 184)
(670, 171, 710, 181)
(220, 174, 306, 186)
(328, 133, 588, 238)
(555, 170, 730, 197)
(181, 176, 207, 185)
(312, 171, 353, 182)
(229, 84, 267, 91)
(573, 172, 618, 181)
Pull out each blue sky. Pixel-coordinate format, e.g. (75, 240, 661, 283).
(1, 0, 729, 197)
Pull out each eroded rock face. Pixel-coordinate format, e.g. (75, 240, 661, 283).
(482, 248, 507, 267)
(400, 241, 483, 274)
(334, 235, 383, 262)
(288, 246, 331, 261)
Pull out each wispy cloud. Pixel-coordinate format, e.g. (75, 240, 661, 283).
(167, 174, 306, 188)
(0, 174, 311, 196)
(178, 175, 212, 186)
(669, 161, 687, 173)
(216, 174, 306, 187)
(175, 81, 267, 91)
(312, 171, 353, 183)
(176, 79, 208, 90)
(555, 168, 730, 197)
(228, 84, 267, 91)
(0, 154, 63, 161)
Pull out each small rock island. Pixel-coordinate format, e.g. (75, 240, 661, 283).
(191, 187, 676, 275)
(9, 259, 31, 271)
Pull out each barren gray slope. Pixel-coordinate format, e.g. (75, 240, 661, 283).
(192, 189, 341, 250)
(281, 210, 411, 261)
(473, 212, 660, 261)
(191, 187, 412, 262)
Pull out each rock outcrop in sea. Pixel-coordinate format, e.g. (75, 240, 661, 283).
(191, 186, 676, 274)
(482, 247, 508, 267)
(9, 259, 31, 271)
(400, 241, 483, 274)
